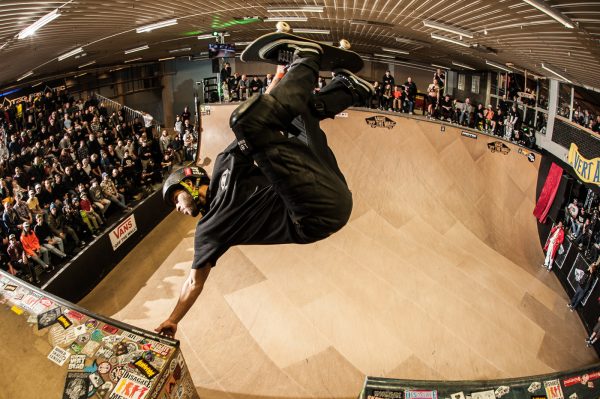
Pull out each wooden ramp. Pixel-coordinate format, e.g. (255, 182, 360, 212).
(79, 106, 597, 399)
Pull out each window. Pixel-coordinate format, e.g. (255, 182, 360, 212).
(471, 75, 480, 94)
(458, 74, 465, 91)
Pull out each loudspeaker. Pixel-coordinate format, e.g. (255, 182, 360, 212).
(212, 59, 220, 73)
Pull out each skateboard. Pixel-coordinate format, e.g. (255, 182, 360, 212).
(240, 23, 363, 73)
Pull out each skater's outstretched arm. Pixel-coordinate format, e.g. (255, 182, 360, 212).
(264, 65, 287, 94)
(155, 265, 211, 337)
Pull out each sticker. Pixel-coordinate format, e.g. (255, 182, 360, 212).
(70, 342, 83, 354)
(73, 325, 87, 337)
(76, 333, 90, 345)
(49, 324, 79, 348)
(471, 391, 495, 399)
(81, 341, 100, 357)
(450, 393, 465, 399)
(11, 305, 24, 315)
(487, 141, 511, 155)
(68, 354, 87, 370)
(121, 331, 144, 342)
(528, 382, 542, 393)
(102, 324, 119, 335)
(38, 307, 62, 329)
(65, 309, 85, 322)
(108, 357, 118, 366)
(102, 334, 122, 348)
(142, 351, 154, 362)
(98, 362, 112, 374)
(90, 329, 105, 342)
(83, 360, 98, 373)
(48, 346, 70, 366)
(85, 319, 98, 330)
(127, 343, 139, 354)
(62, 371, 89, 399)
(89, 371, 104, 388)
(544, 379, 564, 399)
(569, 394, 578, 399)
(132, 357, 159, 380)
(563, 371, 600, 387)
(110, 371, 151, 399)
(97, 381, 113, 397)
(494, 386, 510, 398)
(4, 284, 17, 291)
(109, 365, 127, 384)
(461, 131, 477, 139)
(116, 342, 129, 356)
(365, 115, 396, 129)
(96, 347, 114, 359)
(149, 342, 171, 357)
(56, 314, 73, 329)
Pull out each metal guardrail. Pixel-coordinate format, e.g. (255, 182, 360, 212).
(93, 92, 162, 135)
(553, 116, 600, 160)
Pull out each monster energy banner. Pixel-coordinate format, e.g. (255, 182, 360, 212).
(568, 143, 600, 185)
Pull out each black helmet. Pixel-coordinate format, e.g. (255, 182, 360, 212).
(162, 166, 211, 213)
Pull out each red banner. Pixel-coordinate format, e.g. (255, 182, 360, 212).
(533, 162, 563, 223)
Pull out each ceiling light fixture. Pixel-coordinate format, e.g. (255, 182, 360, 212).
(17, 8, 61, 39)
(521, 0, 574, 29)
(78, 60, 96, 69)
(431, 33, 471, 47)
(431, 63, 449, 69)
(17, 71, 34, 81)
(381, 47, 409, 55)
(423, 20, 474, 38)
(267, 6, 323, 13)
(0, 42, 8, 50)
(374, 53, 396, 59)
(197, 34, 215, 40)
(169, 47, 191, 53)
(58, 47, 84, 61)
(75, 72, 88, 78)
(124, 57, 142, 63)
(124, 45, 149, 54)
(264, 16, 308, 22)
(485, 60, 512, 72)
(452, 61, 475, 70)
(31, 82, 43, 88)
(234, 42, 251, 46)
(541, 63, 572, 83)
(159, 56, 175, 61)
(293, 28, 330, 34)
(136, 19, 178, 33)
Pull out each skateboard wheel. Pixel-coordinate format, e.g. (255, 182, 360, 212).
(339, 39, 351, 50)
(276, 21, 291, 33)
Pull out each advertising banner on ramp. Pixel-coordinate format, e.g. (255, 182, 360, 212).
(109, 214, 137, 251)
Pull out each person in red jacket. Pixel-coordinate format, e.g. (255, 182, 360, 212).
(543, 221, 565, 271)
(20, 221, 51, 270)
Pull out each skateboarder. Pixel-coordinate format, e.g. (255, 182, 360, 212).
(155, 37, 374, 337)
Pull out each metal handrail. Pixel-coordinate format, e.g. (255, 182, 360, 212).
(93, 92, 162, 134)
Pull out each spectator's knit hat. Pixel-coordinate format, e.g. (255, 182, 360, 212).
(8, 234, 15, 240)
(49, 203, 56, 210)
(80, 193, 87, 199)
(22, 222, 29, 228)
(102, 172, 108, 178)
(72, 197, 79, 204)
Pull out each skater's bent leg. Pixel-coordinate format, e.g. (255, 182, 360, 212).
(269, 56, 319, 116)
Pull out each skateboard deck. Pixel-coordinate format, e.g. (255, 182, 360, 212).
(240, 32, 363, 73)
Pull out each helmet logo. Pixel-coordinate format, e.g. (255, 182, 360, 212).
(220, 169, 230, 191)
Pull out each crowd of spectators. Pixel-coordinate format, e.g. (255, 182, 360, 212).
(0, 89, 169, 285)
(558, 104, 600, 134)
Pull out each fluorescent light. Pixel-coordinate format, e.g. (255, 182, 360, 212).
(485, 60, 512, 73)
(293, 28, 330, 34)
(267, 6, 323, 13)
(158, 56, 175, 61)
(17, 8, 61, 39)
(423, 20, 474, 38)
(234, 42, 251, 46)
(78, 60, 96, 69)
(374, 53, 396, 59)
(381, 47, 409, 55)
(110, 67, 126, 72)
(17, 71, 34, 82)
(75, 72, 88, 78)
(169, 47, 191, 53)
(31, 82, 43, 88)
(521, 0, 574, 28)
(124, 57, 142, 63)
(431, 33, 471, 48)
(197, 34, 215, 40)
(124, 45, 149, 54)
(541, 63, 572, 83)
(264, 16, 308, 22)
(58, 47, 84, 61)
(136, 19, 177, 33)
(0, 42, 8, 50)
(431, 63, 449, 69)
(452, 61, 475, 70)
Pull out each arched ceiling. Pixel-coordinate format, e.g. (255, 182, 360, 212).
(1, 0, 599, 89)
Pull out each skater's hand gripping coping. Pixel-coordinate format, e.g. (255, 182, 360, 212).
(155, 319, 178, 338)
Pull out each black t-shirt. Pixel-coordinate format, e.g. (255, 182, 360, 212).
(193, 142, 302, 269)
